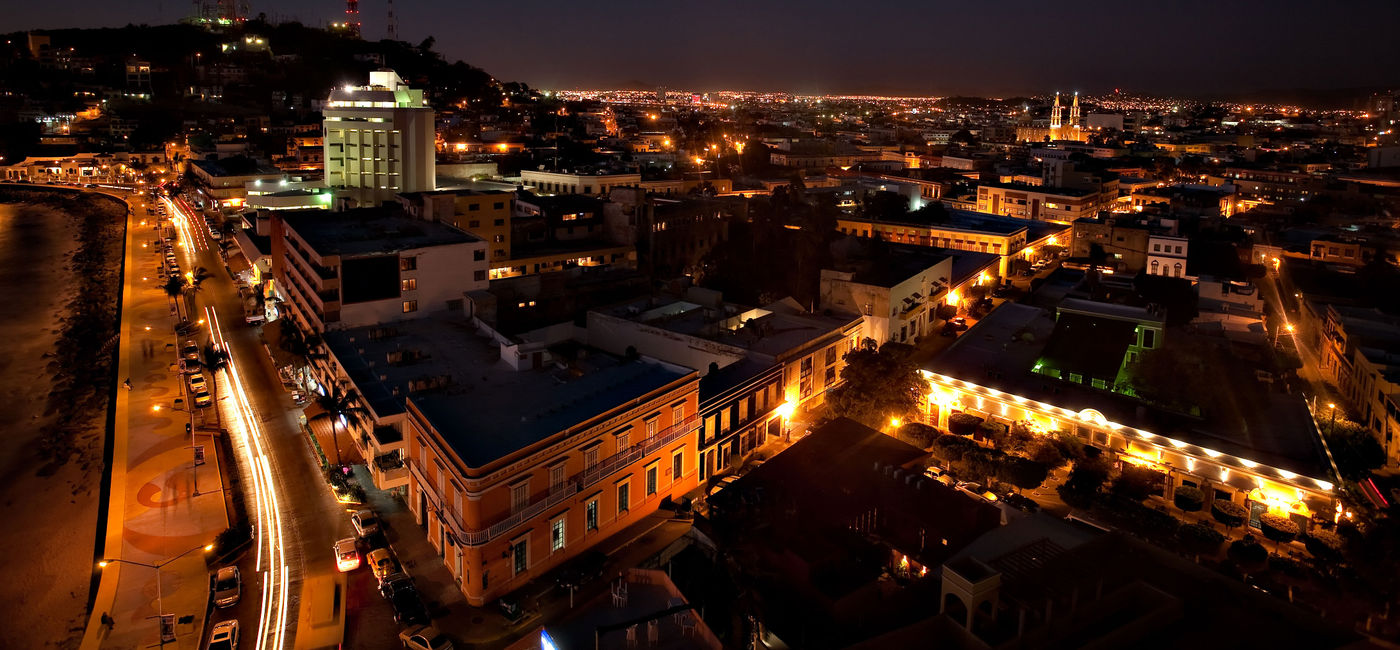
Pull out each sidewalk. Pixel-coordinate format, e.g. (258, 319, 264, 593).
(81, 206, 231, 650)
(356, 466, 692, 649)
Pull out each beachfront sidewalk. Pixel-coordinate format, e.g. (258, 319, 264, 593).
(82, 208, 231, 650)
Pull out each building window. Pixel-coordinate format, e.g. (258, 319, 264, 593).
(550, 517, 566, 552)
(646, 464, 658, 496)
(468, 220, 480, 228)
(645, 417, 659, 437)
(615, 430, 629, 453)
(474, 249, 485, 261)
(549, 463, 566, 493)
(512, 538, 528, 575)
(672, 404, 684, 424)
(400, 256, 417, 271)
(586, 499, 598, 531)
(584, 445, 599, 469)
(672, 448, 683, 479)
(401, 278, 416, 291)
(494, 219, 505, 226)
(493, 202, 505, 210)
(617, 481, 630, 514)
(511, 482, 529, 513)
(1142, 328, 1156, 349)
(493, 234, 505, 243)
(402, 300, 418, 313)
(474, 270, 486, 281)
(469, 203, 481, 212)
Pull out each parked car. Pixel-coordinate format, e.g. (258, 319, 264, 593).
(991, 286, 1012, 298)
(334, 538, 360, 572)
(391, 590, 430, 626)
(400, 625, 453, 650)
(84, 183, 98, 188)
(208, 620, 239, 650)
(367, 548, 396, 583)
(922, 466, 945, 479)
(708, 474, 740, 496)
(194, 390, 212, 408)
(212, 566, 241, 608)
(188, 372, 207, 393)
(949, 317, 968, 331)
(351, 510, 380, 538)
(182, 342, 201, 361)
(244, 312, 266, 325)
(379, 572, 415, 601)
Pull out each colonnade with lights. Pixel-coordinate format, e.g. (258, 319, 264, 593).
(918, 371, 1338, 530)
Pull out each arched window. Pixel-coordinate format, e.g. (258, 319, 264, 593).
(1150, 260, 1159, 275)
(1173, 262, 1183, 277)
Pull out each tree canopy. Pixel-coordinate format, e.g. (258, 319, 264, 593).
(826, 341, 930, 430)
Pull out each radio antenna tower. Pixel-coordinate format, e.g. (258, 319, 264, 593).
(386, 0, 398, 40)
(344, 0, 361, 38)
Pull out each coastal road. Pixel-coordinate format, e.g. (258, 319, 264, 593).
(163, 195, 401, 649)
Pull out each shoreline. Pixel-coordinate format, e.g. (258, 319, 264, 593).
(0, 189, 126, 649)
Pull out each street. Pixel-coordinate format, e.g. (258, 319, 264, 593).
(163, 194, 403, 649)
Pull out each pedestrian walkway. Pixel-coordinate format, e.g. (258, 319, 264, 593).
(355, 465, 693, 649)
(82, 205, 231, 650)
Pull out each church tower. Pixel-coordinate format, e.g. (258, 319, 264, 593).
(1070, 92, 1081, 136)
(1050, 92, 1063, 140)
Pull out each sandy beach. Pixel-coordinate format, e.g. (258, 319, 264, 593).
(0, 193, 124, 649)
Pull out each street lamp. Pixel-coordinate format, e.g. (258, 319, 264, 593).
(1326, 403, 1338, 431)
(98, 543, 214, 645)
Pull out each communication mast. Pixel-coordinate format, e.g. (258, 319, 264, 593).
(344, 0, 361, 38)
(386, 0, 398, 40)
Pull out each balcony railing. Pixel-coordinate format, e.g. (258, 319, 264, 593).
(410, 414, 699, 547)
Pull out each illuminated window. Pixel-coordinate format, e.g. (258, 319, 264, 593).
(550, 517, 565, 552)
(400, 278, 416, 291)
(401, 300, 417, 313)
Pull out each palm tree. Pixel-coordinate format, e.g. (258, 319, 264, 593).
(180, 266, 212, 318)
(163, 275, 188, 320)
(310, 383, 369, 470)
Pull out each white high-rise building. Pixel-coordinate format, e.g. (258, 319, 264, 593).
(323, 69, 435, 206)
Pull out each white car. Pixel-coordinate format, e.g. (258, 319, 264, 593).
(399, 625, 454, 650)
(351, 510, 381, 538)
(334, 538, 360, 572)
(212, 566, 241, 608)
(209, 620, 238, 650)
(188, 373, 208, 393)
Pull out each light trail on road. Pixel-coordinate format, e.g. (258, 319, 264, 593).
(208, 302, 292, 650)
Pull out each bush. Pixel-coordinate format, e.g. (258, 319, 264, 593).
(947, 413, 984, 436)
(1063, 456, 1111, 496)
(212, 525, 253, 561)
(1303, 530, 1344, 562)
(896, 422, 939, 449)
(1177, 522, 1225, 558)
(932, 434, 977, 464)
(1029, 439, 1067, 468)
(1173, 486, 1205, 512)
(1228, 537, 1269, 573)
(999, 457, 1049, 492)
(1111, 466, 1160, 501)
(1259, 513, 1300, 545)
(1211, 500, 1247, 528)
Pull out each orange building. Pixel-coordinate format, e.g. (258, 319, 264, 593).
(355, 317, 702, 606)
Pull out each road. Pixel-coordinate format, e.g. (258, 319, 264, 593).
(161, 195, 399, 649)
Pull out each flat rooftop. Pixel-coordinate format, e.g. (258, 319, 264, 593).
(596, 296, 860, 360)
(282, 208, 479, 257)
(323, 316, 691, 468)
(926, 303, 1331, 478)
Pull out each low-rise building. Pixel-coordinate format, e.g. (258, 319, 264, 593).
(836, 208, 1068, 277)
(270, 207, 488, 333)
(1320, 305, 1400, 465)
(187, 156, 285, 210)
(820, 250, 954, 345)
(922, 303, 1338, 533)
(588, 290, 865, 413)
(521, 169, 641, 197)
(321, 316, 701, 606)
(976, 182, 1113, 223)
(1146, 234, 1190, 278)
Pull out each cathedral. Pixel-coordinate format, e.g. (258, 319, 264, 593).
(1016, 92, 1091, 143)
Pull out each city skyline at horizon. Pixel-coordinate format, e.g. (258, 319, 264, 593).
(8, 0, 1400, 98)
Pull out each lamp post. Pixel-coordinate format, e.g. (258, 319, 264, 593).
(98, 543, 213, 645)
(1326, 402, 1338, 433)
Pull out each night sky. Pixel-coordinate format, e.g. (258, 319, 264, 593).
(10, 0, 1400, 96)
